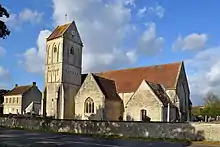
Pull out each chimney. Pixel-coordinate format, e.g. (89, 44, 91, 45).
(15, 84, 18, 87)
(32, 82, 36, 86)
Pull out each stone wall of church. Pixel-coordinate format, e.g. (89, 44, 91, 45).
(176, 65, 190, 121)
(75, 74, 105, 120)
(1, 117, 220, 141)
(165, 65, 191, 122)
(125, 81, 164, 121)
(105, 100, 123, 121)
(118, 92, 133, 107)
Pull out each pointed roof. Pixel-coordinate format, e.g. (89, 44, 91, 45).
(82, 74, 122, 101)
(4, 85, 32, 96)
(97, 62, 182, 93)
(93, 74, 121, 101)
(47, 23, 71, 41)
(146, 81, 172, 106)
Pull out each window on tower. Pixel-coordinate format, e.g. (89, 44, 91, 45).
(70, 47, 74, 55)
(54, 45, 57, 52)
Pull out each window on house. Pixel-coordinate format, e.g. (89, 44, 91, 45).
(70, 47, 74, 55)
(9, 98, 11, 103)
(16, 97, 18, 103)
(141, 109, 147, 121)
(13, 98, 15, 103)
(85, 97, 94, 113)
(6, 98, 8, 103)
(16, 109, 19, 114)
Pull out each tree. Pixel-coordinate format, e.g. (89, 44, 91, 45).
(201, 92, 220, 117)
(0, 4, 10, 39)
(191, 106, 203, 116)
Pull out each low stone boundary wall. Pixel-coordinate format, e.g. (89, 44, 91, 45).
(0, 116, 220, 141)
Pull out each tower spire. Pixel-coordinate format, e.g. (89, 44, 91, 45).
(65, 14, 67, 24)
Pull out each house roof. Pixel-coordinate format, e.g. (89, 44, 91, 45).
(4, 85, 32, 96)
(92, 74, 122, 101)
(47, 23, 71, 41)
(97, 62, 182, 93)
(146, 81, 172, 106)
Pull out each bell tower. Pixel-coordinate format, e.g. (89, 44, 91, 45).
(42, 21, 83, 119)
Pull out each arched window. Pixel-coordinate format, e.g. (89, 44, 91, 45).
(141, 109, 147, 121)
(54, 45, 57, 52)
(70, 47, 74, 55)
(85, 97, 94, 113)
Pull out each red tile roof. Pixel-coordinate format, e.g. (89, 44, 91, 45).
(93, 74, 122, 101)
(97, 62, 182, 93)
(47, 23, 71, 41)
(4, 85, 32, 96)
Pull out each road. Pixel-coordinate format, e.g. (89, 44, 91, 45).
(0, 127, 217, 147)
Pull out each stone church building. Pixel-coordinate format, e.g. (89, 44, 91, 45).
(42, 21, 192, 122)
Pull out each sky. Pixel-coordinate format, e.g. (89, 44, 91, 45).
(0, 0, 220, 105)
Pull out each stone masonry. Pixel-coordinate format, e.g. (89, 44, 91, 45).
(0, 116, 220, 142)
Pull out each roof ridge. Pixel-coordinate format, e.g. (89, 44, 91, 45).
(93, 74, 115, 82)
(15, 84, 32, 88)
(47, 22, 72, 41)
(146, 81, 172, 105)
(98, 61, 183, 74)
(4, 84, 33, 96)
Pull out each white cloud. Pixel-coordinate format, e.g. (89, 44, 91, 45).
(0, 66, 11, 81)
(3, 8, 43, 29)
(124, 0, 136, 7)
(52, 0, 164, 73)
(186, 47, 220, 105)
(138, 23, 164, 55)
(19, 8, 43, 24)
(137, 7, 147, 17)
(172, 33, 208, 51)
(137, 3, 165, 19)
(19, 30, 51, 74)
(20, 0, 164, 74)
(0, 46, 6, 56)
(148, 3, 165, 19)
(206, 61, 220, 85)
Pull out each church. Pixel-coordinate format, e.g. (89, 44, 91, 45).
(41, 21, 192, 122)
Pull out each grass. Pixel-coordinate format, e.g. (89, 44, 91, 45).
(192, 141, 220, 146)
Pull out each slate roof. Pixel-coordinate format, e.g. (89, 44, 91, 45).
(82, 74, 122, 101)
(93, 75, 122, 101)
(4, 85, 32, 96)
(97, 62, 182, 93)
(146, 81, 172, 106)
(47, 23, 71, 41)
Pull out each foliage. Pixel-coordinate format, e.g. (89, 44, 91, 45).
(191, 106, 203, 116)
(0, 4, 10, 39)
(201, 92, 220, 117)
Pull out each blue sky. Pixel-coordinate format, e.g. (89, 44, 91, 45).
(0, 0, 220, 105)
